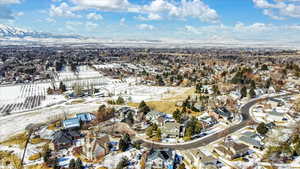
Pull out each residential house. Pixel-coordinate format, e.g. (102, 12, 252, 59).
(268, 86, 276, 94)
(266, 110, 286, 122)
(214, 141, 249, 160)
(229, 90, 241, 100)
(194, 104, 206, 112)
(63, 118, 81, 129)
(255, 88, 266, 97)
(76, 113, 96, 123)
(199, 116, 218, 128)
(117, 107, 137, 120)
(50, 129, 81, 150)
(145, 111, 165, 124)
(181, 149, 218, 169)
(146, 149, 175, 169)
(161, 122, 181, 138)
(210, 107, 233, 121)
(82, 131, 110, 161)
(239, 131, 264, 149)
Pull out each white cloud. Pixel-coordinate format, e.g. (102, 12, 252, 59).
(120, 17, 126, 25)
(65, 21, 83, 31)
(46, 17, 56, 23)
(136, 13, 162, 21)
(85, 21, 98, 31)
(49, 2, 80, 18)
(71, 0, 131, 11)
(263, 9, 285, 20)
(234, 22, 272, 32)
(86, 12, 103, 20)
(69, 0, 218, 23)
(184, 25, 201, 34)
(253, 0, 278, 8)
(142, 0, 219, 23)
(180, 22, 300, 43)
(253, 0, 300, 19)
(0, 0, 21, 4)
(14, 11, 24, 17)
(138, 24, 155, 30)
(168, 0, 219, 23)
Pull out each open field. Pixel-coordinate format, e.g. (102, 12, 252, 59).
(0, 150, 22, 169)
(0, 132, 28, 148)
(128, 101, 178, 114)
(128, 87, 201, 114)
(0, 83, 66, 115)
(161, 87, 195, 101)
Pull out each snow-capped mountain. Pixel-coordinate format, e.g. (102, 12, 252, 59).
(0, 24, 80, 39)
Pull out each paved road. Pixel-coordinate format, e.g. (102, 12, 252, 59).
(138, 93, 293, 150)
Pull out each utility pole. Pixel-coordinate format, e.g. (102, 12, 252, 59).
(21, 128, 34, 166)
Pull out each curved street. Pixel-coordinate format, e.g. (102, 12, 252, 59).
(138, 93, 293, 150)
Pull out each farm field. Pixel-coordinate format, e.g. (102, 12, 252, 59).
(0, 83, 65, 115)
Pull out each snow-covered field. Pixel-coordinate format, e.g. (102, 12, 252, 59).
(0, 83, 66, 115)
(94, 63, 121, 69)
(54, 65, 102, 82)
(54, 65, 114, 89)
(0, 103, 101, 142)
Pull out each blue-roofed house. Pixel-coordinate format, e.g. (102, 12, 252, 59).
(63, 118, 80, 129)
(76, 113, 96, 122)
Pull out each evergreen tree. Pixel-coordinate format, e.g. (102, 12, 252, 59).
(204, 88, 209, 94)
(138, 100, 150, 115)
(69, 159, 76, 169)
(196, 83, 202, 93)
(250, 80, 256, 89)
(240, 86, 247, 98)
(265, 78, 272, 89)
(123, 133, 131, 144)
(116, 157, 129, 169)
(249, 88, 256, 98)
(75, 158, 83, 169)
(138, 100, 147, 109)
(256, 122, 269, 135)
(119, 139, 127, 152)
(43, 149, 51, 164)
(59, 81, 67, 92)
(126, 111, 134, 124)
(119, 134, 131, 152)
(116, 96, 125, 104)
(212, 84, 220, 95)
(261, 64, 268, 70)
(173, 109, 182, 123)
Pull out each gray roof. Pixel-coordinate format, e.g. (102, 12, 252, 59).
(52, 129, 80, 144)
(241, 131, 257, 138)
(239, 136, 263, 148)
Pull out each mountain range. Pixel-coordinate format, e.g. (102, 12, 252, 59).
(0, 24, 298, 49)
(0, 24, 80, 39)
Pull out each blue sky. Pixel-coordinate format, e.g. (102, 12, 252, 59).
(1, 0, 300, 42)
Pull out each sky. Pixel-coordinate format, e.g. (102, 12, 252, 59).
(0, 0, 300, 42)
